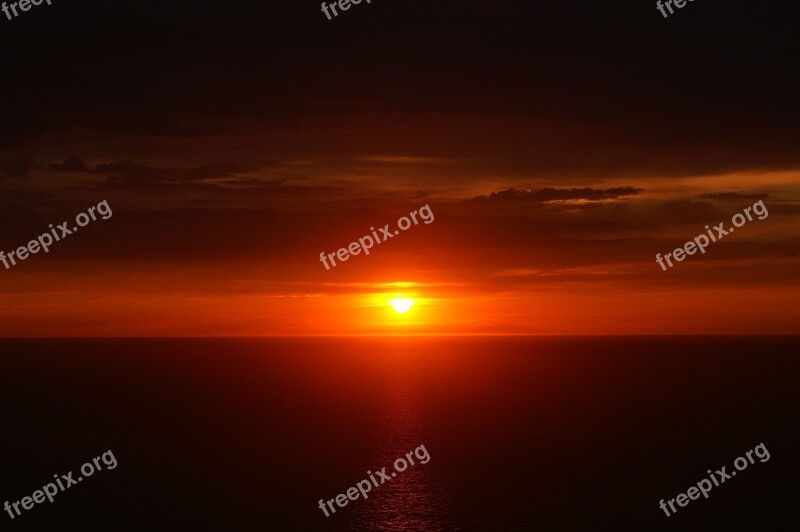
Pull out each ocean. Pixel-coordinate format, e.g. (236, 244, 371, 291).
(1, 337, 797, 530)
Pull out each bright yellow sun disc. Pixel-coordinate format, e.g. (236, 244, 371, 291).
(389, 298, 413, 314)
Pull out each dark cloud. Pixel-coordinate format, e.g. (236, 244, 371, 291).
(0, 189, 52, 204)
(45, 158, 346, 202)
(0, 154, 34, 180)
(49, 157, 92, 173)
(90, 161, 253, 182)
(469, 187, 644, 205)
(46, 158, 255, 191)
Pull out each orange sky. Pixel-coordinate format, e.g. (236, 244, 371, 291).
(2, 1, 799, 336)
(1, 162, 798, 336)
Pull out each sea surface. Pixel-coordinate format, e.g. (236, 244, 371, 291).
(1, 337, 798, 531)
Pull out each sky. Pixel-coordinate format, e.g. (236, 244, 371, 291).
(1, 0, 798, 336)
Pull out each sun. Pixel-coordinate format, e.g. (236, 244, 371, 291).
(389, 298, 414, 314)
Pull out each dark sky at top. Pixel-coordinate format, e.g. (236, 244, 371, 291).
(2, 0, 799, 177)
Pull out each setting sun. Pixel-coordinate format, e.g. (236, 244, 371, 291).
(389, 298, 414, 314)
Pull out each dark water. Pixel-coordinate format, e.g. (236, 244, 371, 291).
(0, 337, 798, 531)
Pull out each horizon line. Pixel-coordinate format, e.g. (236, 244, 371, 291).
(1, 333, 798, 339)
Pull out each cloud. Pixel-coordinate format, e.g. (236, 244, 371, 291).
(48, 158, 256, 191)
(48, 157, 92, 173)
(93, 162, 256, 191)
(0, 154, 34, 180)
(0, 189, 53, 204)
(469, 186, 644, 205)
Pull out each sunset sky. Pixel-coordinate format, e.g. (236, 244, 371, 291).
(1, 0, 798, 336)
